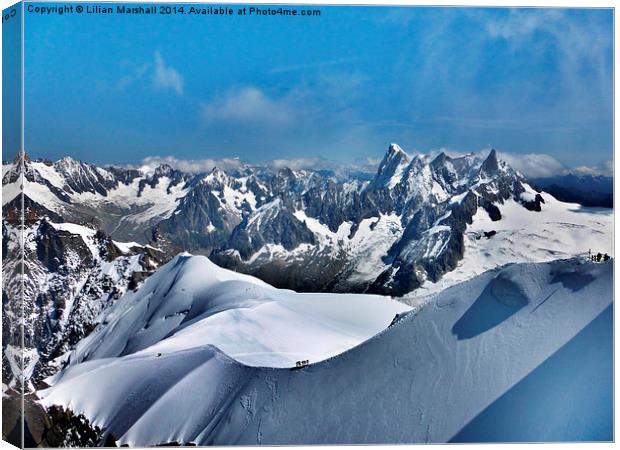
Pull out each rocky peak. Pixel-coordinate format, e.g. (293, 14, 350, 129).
(430, 152, 451, 169)
(204, 167, 230, 187)
(55, 156, 84, 174)
(371, 143, 411, 189)
(276, 167, 296, 179)
(480, 149, 500, 177)
(387, 143, 407, 158)
(153, 164, 175, 178)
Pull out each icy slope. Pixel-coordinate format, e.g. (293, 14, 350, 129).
(56, 254, 410, 368)
(409, 191, 613, 299)
(39, 257, 612, 445)
(451, 304, 612, 442)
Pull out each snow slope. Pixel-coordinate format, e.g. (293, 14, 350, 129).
(408, 191, 614, 300)
(51, 254, 410, 369)
(451, 304, 612, 442)
(39, 257, 613, 445)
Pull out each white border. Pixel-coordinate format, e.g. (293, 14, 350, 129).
(0, 1, 616, 450)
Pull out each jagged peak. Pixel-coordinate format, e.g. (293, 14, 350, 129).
(153, 164, 175, 177)
(378, 143, 410, 168)
(430, 151, 452, 168)
(276, 167, 296, 179)
(54, 156, 94, 175)
(386, 143, 408, 159)
(203, 166, 230, 185)
(368, 144, 414, 189)
(480, 148, 500, 176)
(56, 155, 81, 166)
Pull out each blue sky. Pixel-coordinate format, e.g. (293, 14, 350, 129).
(21, 4, 613, 176)
(3, 2, 21, 159)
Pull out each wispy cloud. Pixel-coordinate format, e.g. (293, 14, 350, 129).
(503, 153, 613, 178)
(486, 9, 564, 40)
(570, 160, 613, 177)
(269, 57, 363, 74)
(138, 155, 245, 173)
(268, 157, 324, 170)
(498, 152, 565, 178)
(485, 9, 612, 117)
(153, 51, 184, 95)
(116, 62, 150, 90)
(201, 87, 293, 125)
(136, 146, 609, 180)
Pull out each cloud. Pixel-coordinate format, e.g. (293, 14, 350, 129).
(497, 151, 612, 178)
(570, 160, 613, 177)
(116, 62, 150, 90)
(497, 152, 566, 178)
(135, 146, 610, 181)
(485, 9, 612, 111)
(268, 157, 324, 171)
(486, 9, 564, 41)
(201, 87, 293, 126)
(138, 155, 244, 174)
(134, 154, 381, 180)
(153, 51, 184, 95)
(269, 57, 363, 74)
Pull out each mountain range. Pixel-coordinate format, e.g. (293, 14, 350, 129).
(1, 145, 614, 386)
(6, 145, 599, 295)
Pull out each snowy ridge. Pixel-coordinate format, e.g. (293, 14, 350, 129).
(39, 257, 613, 445)
(56, 254, 410, 369)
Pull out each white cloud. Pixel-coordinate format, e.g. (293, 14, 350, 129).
(497, 152, 566, 178)
(571, 160, 613, 177)
(268, 156, 382, 176)
(135, 146, 610, 180)
(486, 9, 564, 41)
(139, 155, 244, 174)
(153, 51, 184, 95)
(269, 57, 362, 74)
(201, 87, 293, 125)
(133, 154, 381, 180)
(269, 157, 324, 170)
(486, 9, 612, 115)
(116, 62, 150, 90)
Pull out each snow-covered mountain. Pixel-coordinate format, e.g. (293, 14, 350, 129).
(2, 158, 173, 391)
(38, 256, 613, 445)
(4, 145, 613, 298)
(2, 213, 169, 391)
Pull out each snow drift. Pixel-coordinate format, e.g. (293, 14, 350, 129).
(38, 256, 612, 445)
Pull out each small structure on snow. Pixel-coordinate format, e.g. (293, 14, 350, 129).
(292, 359, 309, 370)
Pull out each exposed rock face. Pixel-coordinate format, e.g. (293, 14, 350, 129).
(521, 193, 545, 212)
(2, 196, 171, 391)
